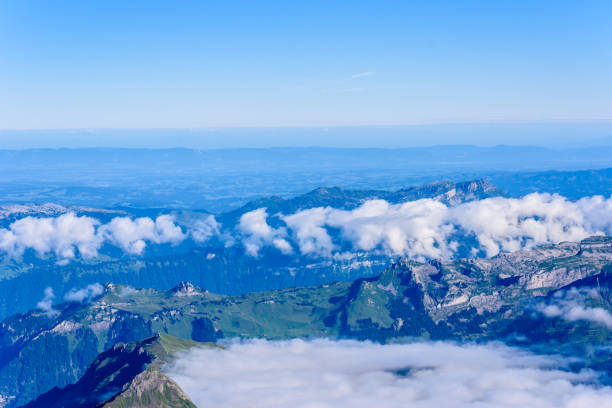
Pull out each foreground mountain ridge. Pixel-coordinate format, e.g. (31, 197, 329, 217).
(1, 236, 611, 407)
(23, 333, 201, 408)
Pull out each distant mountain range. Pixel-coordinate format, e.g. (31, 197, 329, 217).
(488, 167, 612, 199)
(0, 179, 501, 320)
(218, 178, 501, 225)
(2, 236, 611, 407)
(0, 146, 611, 211)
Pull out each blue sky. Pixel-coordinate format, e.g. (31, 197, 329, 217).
(0, 0, 611, 130)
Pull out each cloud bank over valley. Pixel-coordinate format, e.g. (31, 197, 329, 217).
(232, 193, 612, 260)
(0, 193, 611, 263)
(165, 339, 612, 408)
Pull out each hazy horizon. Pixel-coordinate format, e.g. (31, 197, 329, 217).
(1, 120, 611, 149)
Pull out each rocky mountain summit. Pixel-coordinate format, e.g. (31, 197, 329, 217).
(1, 236, 611, 407)
(169, 282, 204, 297)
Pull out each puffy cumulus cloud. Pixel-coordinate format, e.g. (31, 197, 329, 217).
(238, 208, 292, 257)
(283, 207, 337, 257)
(0, 213, 102, 261)
(275, 193, 612, 260)
(576, 194, 612, 233)
(449, 194, 609, 257)
(165, 339, 612, 408)
(98, 215, 186, 255)
(190, 215, 221, 243)
(327, 199, 454, 259)
(64, 283, 104, 303)
(37, 287, 58, 317)
(536, 288, 612, 329)
(0, 213, 187, 262)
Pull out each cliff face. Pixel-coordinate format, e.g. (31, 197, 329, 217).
(2, 237, 612, 407)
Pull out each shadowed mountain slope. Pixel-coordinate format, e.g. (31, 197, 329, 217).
(23, 333, 202, 408)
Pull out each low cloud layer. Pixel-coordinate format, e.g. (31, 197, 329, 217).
(1, 193, 611, 262)
(36, 283, 105, 317)
(536, 288, 612, 329)
(165, 339, 612, 408)
(264, 193, 612, 260)
(64, 283, 104, 303)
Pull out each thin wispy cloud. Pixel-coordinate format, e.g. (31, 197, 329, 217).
(37, 287, 59, 317)
(338, 87, 367, 93)
(321, 87, 367, 94)
(535, 288, 612, 329)
(351, 71, 376, 79)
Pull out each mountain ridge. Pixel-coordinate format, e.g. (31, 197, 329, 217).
(0, 178, 503, 320)
(22, 333, 203, 408)
(2, 236, 611, 407)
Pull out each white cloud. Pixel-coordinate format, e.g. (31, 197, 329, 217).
(449, 194, 605, 257)
(98, 214, 186, 255)
(283, 207, 336, 257)
(37, 287, 58, 317)
(2, 193, 610, 263)
(238, 208, 292, 257)
(275, 193, 612, 260)
(190, 215, 221, 243)
(0, 213, 187, 261)
(165, 339, 612, 408)
(64, 283, 104, 303)
(328, 199, 454, 259)
(0, 213, 102, 261)
(281, 199, 455, 260)
(576, 194, 612, 234)
(536, 288, 612, 329)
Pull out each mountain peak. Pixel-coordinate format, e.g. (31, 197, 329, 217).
(169, 281, 203, 297)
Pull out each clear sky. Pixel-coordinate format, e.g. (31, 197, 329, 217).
(0, 0, 611, 130)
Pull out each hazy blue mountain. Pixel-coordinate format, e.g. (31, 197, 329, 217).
(218, 178, 501, 225)
(3, 123, 611, 150)
(0, 147, 610, 211)
(490, 167, 612, 199)
(0, 179, 499, 319)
